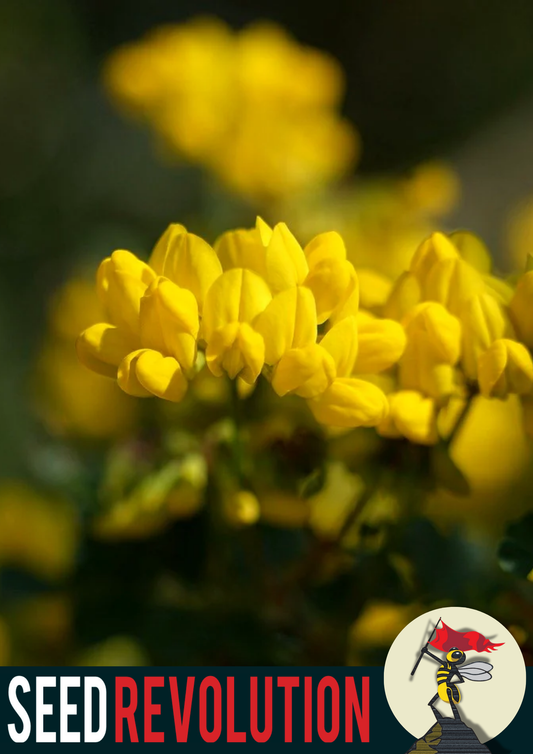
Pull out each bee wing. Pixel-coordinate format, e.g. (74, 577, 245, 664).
(460, 662, 493, 681)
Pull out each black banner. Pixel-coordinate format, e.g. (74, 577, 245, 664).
(0, 668, 529, 750)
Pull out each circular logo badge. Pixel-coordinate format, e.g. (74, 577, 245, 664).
(384, 606, 526, 744)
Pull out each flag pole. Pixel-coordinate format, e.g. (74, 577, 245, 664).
(411, 616, 442, 676)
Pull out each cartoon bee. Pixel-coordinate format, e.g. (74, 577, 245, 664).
(420, 645, 493, 712)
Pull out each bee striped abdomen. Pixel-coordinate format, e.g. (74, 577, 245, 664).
(437, 662, 461, 704)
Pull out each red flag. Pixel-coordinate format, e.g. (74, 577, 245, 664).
(429, 621, 504, 653)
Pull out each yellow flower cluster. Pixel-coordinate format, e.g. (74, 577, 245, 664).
(104, 18, 357, 202)
(77, 219, 407, 430)
(379, 231, 533, 444)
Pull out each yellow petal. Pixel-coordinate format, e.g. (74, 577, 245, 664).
(77, 323, 138, 378)
(149, 224, 187, 274)
(202, 268, 272, 341)
(117, 349, 153, 397)
(304, 231, 346, 269)
(329, 267, 360, 322)
(97, 250, 156, 335)
(399, 331, 460, 401)
(308, 378, 389, 428)
(383, 272, 421, 321)
(255, 216, 273, 246)
(271, 344, 336, 398)
(403, 303, 461, 364)
(135, 350, 188, 402)
(357, 269, 393, 312)
(265, 223, 308, 291)
(449, 230, 492, 273)
(320, 316, 358, 377)
(510, 270, 533, 349)
(478, 339, 533, 398)
(355, 313, 406, 374)
(255, 286, 317, 365)
(214, 228, 266, 277)
(149, 229, 222, 310)
(460, 293, 509, 380)
(378, 391, 438, 445)
(139, 277, 198, 375)
(206, 322, 265, 383)
(410, 232, 459, 281)
(304, 257, 354, 323)
(424, 257, 484, 317)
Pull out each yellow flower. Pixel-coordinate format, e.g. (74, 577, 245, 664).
(78, 235, 206, 401)
(77, 635, 149, 666)
(378, 390, 438, 445)
(355, 311, 407, 374)
(400, 161, 460, 216)
(149, 224, 222, 311)
(460, 293, 512, 380)
(203, 268, 271, 382)
(409, 231, 459, 283)
(478, 339, 533, 398)
(399, 303, 461, 401)
(0, 482, 78, 580)
(510, 270, 533, 349)
(308, 462, 363, 539)
(78, 219, 405, 429)
(104, 19, 358, 203)
(425, 395, 531, 534)
(223, 490, 261, 527)
(383, 272, 422, 321)
(37, 277, 138, 440)
(348, 602, 422, 664)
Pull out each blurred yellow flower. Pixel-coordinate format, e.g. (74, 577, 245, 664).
(506, 195, 533, 271)
(223, 490, 261, 527)
(425, 395, 531, 534)
(510, 269, 533, 350)
(287, 162, 461, 286)
(77, 635, 149, 666)
(348, 601, 422, 665)
(37, 278, 138, 440)
(379, 229, 533, 445)
(0, 482, 78, 580)
(104, 18, 358, 203)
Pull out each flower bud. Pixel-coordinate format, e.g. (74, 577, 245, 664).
(510, 271, 533, 350)
(97, 250, 156, 336)
(478, 339, 533, 398)
(308, 377, 389, 428)
(460, 293, 510, 380)
(378, 390, 438, 445)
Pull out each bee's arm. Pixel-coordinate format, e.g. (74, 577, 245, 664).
(421, 647, 442, 664)
(452, 670, 464, 684)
